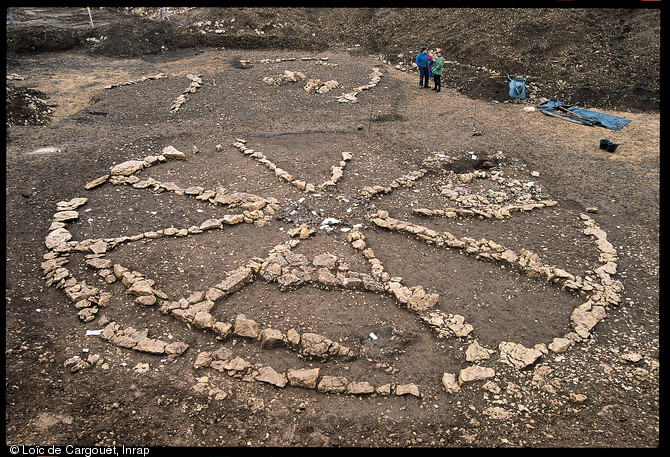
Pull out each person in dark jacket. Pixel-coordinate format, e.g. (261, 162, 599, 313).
(415, 47, 433, 88)
(431, 49, 444, 92)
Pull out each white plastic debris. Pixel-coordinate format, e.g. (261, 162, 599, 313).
(369, 332, 378, 341)
(86, 329, 103, 336)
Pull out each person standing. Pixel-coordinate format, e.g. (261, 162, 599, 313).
(415, 47, 433, 88)
(431, 49, 444, 92)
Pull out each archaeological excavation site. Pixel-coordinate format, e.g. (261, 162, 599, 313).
(6, 7, 659, 449)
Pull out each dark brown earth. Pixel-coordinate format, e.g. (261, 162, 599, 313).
(6, 7, 659, 450)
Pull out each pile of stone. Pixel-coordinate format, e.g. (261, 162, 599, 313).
(193, 342, 420, 397)
(186, 312, 352, 362)
(262, 70, 306, 86)
(569, 213, 623, 339)
(63, 353, 108, 372)
(412, 152, 557, 219)
(233, 139, 352, 193)
(360, 169, 427, 198)
(371, 210, 601, 293)
(419, 179, 556, 221)
(42, 196, 109, 323)
(337, 67, 383, 103)
(86, 145, 279, 228)
(255, 237, 385, 294)
(315, 60, 339, 67)
(304, 79, 339, 94)
(170, 73, 203, 112)
(103, 72, 166, 90)
(100, 321, 188, 357)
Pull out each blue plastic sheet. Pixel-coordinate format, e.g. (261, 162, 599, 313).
(536, 99, 631, 130)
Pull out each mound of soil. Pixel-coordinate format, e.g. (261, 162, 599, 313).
(5, 85, 53, 127)
(6, 7, 660, 112)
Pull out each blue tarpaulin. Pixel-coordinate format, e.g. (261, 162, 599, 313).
(536, 99, 631, 131)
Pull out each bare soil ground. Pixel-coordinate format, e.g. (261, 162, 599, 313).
(6, 7, 659, 449)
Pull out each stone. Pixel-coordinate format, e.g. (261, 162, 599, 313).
(136, 295, 157, 306)
(88, 240, 107, 255)
(299, 333, 332, 358)
(483, 380, 501, 394)
(64, 356, 90, 372)
(482, 406, 513, 420)
(53, 210, 79, 222)
(376, 384, 392, 396)
(193, 311, 216, 329)
(313, 253, 338, 269)
(84, 175, 109, 189)
(465, 340, 495, 362)
(200, 218, 222, 230)
(571, 303, 606, 330)
(406, 286, 439, 311)
(161, 146, 187, 160)
(395, 383, 420, 397)
(216, 268, 253, 293)
(256, 366, 288, 387)
(127, 280, 154, 296)
(351, 239, 366, 250)
(205, 287, 225, 302)
(260, 328, 285, 348)
(317, 376, 349, 393)
(498, 342, 543, 369)
(286, 328, 301, 347)
(548, 337, 573, 353)
(86, 258, 113, 269)
(224, 356, 251, 373)
(277, 273, 302, 290)
(164, 341, 188, 357)
(570, 393, 588, 403)
(444, 314, 474, 337)
(194, 351, 213, 369)
(347, 381, 375, 395)
(621, 352, 643, 363)
(317, 268, 338, 288)
(233, 314, 259, 339)
(222, 214, 245, 225)
(391, 285, 412, 304)
(212, 347, 233, 362)
(459, 365, 496, 383)
(212, 321, 233, 339)
(287, 367, 320, 389)
(77, 307, 98, 322)
(135, 338, 167, 354)
(45, 228, 72, 250)
(110, 160, 145, 176)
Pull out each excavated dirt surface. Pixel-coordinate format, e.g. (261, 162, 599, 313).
(6, 7, 659, 450)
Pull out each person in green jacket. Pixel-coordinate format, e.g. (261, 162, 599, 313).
(431, 49, 444, 92)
